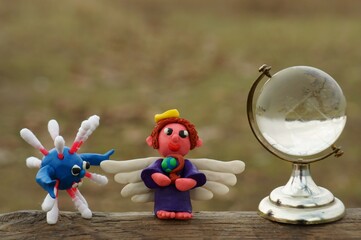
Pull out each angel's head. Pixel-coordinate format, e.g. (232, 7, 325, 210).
(146, 109, 202, 157)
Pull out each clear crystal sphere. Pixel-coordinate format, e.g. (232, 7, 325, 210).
(255, 66, 346, 157)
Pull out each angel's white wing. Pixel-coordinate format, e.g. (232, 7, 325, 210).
(100, 157, 158, 203)
(189, 158, 245, 201)
(100, 157, 245, 203)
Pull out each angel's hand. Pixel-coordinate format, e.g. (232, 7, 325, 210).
(175, 178, 196, 191)
(151, 173, 171, 187)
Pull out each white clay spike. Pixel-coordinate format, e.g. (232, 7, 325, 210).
(83, 115, 100, 141)
(46, 199, 59, 225)
(69, 116, 98, 154)
(86, 172, 108, 185)
(69, 120, 91, 154)
(75, 190, 89, 207)
(42, 194, 56, 212)
(48, 119, 60, 141)
(20, 128, 48, 155)
(88, 115, 100, 130)
(54, 136, 65, 158)
(75, 120, 91, 142)
(20, 128, 43, 149)
(26, 156, 42, 168)
(72, 195, 92, 219)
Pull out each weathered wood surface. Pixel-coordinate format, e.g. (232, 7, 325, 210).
(1, 209, 361, 239)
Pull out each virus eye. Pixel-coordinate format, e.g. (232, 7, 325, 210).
(179, 130, 189, 138)
(163, 128, 173, 136)
(71, 165, 81, 176)
(83, 161, 90, 170)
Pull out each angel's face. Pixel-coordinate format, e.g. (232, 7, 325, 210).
(157, 123, 191, 157)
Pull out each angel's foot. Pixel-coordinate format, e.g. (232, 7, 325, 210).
(175, 212, 193, 220)
(156, 210, 176, 219)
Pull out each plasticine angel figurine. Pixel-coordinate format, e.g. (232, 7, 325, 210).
(101, 109, 245, 220)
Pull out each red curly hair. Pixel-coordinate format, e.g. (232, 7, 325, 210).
(149, 117, 199, 150)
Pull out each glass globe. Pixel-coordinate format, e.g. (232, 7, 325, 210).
(255, 66, 346, 157)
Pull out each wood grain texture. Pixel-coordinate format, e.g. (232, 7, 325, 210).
(1, 209, 361, 239)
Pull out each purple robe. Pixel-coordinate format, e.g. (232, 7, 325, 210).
(141, 159, 206, 213)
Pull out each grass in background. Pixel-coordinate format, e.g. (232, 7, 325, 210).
(1, 0, 361, 213)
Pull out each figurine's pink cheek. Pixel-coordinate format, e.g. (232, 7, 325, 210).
(158, 135, 169, 146)
(176, 139, 191, 155)
(181, 137, 191, 147)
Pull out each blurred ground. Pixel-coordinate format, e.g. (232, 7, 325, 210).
(1, 0, 361, 213)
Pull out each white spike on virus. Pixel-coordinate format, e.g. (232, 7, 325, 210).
(87, 115, 100, 133)
(70, 115, 100, 154)
(46, 200, 59, 225)
(20, 128, 49, 156)
(42, 193, 57, 212)
(73, 194, 92, 219)
(54, 136, 65, 159)
(79, 115, 100, 142)
(75, 120, 91, 143)
(48, 119, 60, 141)
(26, 156, 42, 168)
(87, 172, 108, 185)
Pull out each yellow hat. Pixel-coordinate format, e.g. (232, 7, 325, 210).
(154, 109, 180, 123)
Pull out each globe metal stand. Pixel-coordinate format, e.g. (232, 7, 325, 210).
(247, 64, 346, 224)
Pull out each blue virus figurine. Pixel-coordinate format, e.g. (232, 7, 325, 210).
(20, 115, 114, 224)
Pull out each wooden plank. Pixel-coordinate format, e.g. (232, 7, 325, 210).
(1, 209, 361, 239)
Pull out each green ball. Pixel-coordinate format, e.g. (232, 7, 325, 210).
(161, 157, 178, 173)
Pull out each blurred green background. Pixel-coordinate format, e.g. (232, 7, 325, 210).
(1, 0, 361, 214)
